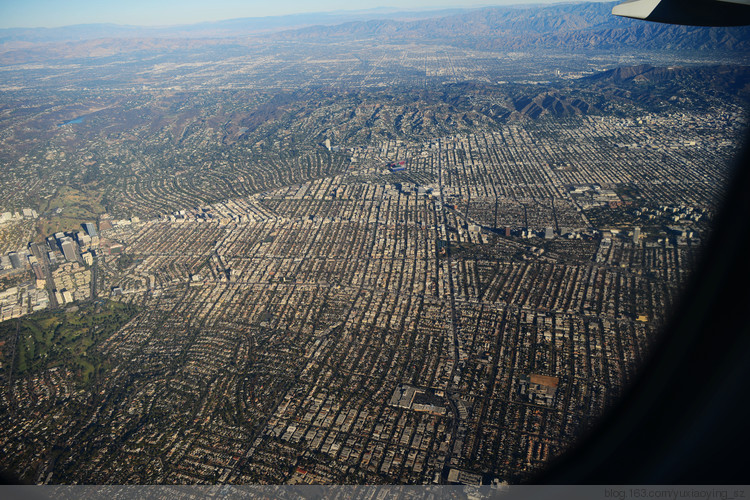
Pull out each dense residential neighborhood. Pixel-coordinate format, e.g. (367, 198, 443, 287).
(0, 0, 747, 485)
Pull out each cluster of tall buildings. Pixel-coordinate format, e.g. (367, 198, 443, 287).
(0, 222, 100, 323)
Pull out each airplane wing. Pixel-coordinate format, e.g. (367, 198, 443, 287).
(613, 0, 750, 26)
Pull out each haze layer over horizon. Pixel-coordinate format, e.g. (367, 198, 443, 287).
(0, 0, 613, 29)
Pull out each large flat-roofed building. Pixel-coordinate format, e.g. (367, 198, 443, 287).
(519, 373, 559, 406)
(8, 252, 22, 269)
(389, 384, 417, 409)
(389, 384, 446, 414)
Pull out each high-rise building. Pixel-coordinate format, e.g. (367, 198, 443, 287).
(633, 226, 641, 245)
(544, 226, 554, 239)
(82, 222, 98, 238)
(82, 251, 94, 266)
(61, 239, 77, 262)
(76, 232, 91, 247)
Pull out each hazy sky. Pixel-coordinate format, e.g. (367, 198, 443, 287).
(0, 0, 610, 29)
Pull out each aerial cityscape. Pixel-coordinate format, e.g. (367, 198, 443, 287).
(0, 0, 748, 485)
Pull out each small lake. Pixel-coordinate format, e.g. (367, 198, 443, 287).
(58, 117, 85, 126)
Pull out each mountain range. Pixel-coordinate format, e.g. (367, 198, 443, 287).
(0, 1, 749, 64)
(270, 2, 750, 52)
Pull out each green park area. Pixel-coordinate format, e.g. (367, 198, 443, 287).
(34, 186, 106, 237)
(0, 300, 138, 386)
